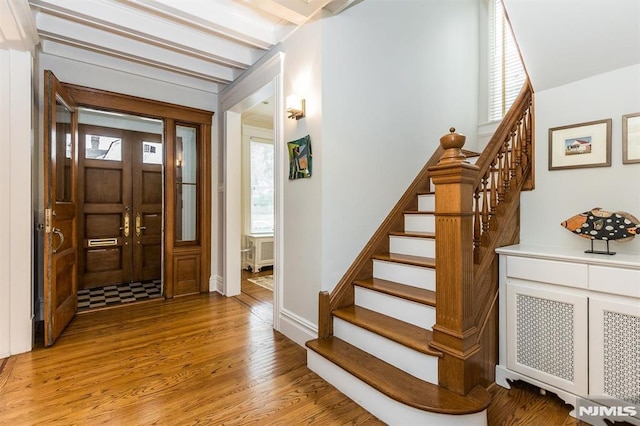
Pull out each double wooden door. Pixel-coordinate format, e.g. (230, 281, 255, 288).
(78, 125, 163, 289)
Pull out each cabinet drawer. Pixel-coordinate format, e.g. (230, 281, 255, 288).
(589, 265, 640, 298)
(507, 256, 588, 289)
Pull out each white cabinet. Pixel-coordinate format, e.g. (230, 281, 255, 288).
(243, 234, 274, 272)
(496, 245, 640, 424)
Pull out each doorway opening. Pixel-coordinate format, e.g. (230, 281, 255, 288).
(75, 108, 164, 312)
(42, 71, 213, 346)
(240, 97, 275, 324)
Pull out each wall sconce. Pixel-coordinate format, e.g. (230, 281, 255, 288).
(286, 95, 305, 120)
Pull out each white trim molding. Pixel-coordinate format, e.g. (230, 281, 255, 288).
(0, 0, 39, 52)
(0, 49, 34, 357)
(279, 308, 317, 347)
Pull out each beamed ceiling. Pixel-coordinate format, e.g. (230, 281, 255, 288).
(28, 0, 362, 94)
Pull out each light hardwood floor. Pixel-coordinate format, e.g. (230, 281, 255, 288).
(0, 275, 593, 425)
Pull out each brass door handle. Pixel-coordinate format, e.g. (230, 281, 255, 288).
(52, 227, 64, 253)
(135, 213, 147, 237)
(120, 211, 130, 237)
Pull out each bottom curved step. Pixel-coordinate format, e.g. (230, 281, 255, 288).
(306, 337, 489, 426)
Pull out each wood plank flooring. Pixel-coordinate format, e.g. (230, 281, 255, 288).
(0, 273, 594, 425)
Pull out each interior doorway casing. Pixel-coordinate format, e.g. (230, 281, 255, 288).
(59, 83, 213, 302)
(220, 52, 284, 330)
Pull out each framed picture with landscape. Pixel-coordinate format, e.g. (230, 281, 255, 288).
(623, 112, 640, 164)
(548, 118, 612, 170)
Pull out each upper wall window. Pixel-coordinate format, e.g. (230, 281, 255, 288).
(489, 0, 526, 121)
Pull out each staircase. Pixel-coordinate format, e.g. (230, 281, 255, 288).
(306, 82, 534, 425)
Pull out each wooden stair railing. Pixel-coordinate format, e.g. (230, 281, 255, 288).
(316, 79, 534, 398)
(428, 80, 534, 395)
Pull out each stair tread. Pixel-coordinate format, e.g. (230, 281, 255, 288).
(306, 336, 491, 415)
(373, 252, 436, 268)
(333, 305, 440, 356)
(388, 231, 436, 239)
(354, 277, 436, 306)
(416, 191, 435, 196)
(404, 210, 434, 215)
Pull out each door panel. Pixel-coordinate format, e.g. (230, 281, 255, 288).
(44, 70, 78, 347)
(133, 134, 163, 282)
(78, 125, 132, 289)
(78, 127, 162, 288)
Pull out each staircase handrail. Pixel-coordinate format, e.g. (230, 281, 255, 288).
(318, 145, 444, 338)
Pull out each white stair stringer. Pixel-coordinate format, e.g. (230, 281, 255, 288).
(355, 286, 435, 330)
(405, 213, 435, 233)
(333, 316, 438, 384)
(307, 350, 488, 426)
(373, 259, 436, 291)
(389, 235, 435, 258)
(418, 193, 435, 211)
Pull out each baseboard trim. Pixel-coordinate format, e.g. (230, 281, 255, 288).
(210, 275, 223, 294)
(278, 308, 317, 347)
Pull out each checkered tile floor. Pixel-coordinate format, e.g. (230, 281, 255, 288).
(78, 280, 162, 312)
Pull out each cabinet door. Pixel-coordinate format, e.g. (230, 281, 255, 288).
(506, 282, 588, 396)
(589, 296, 640, 407)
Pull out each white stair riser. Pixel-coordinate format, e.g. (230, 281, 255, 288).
(405, 214, 435, 233)
(418, 194, 435, 212)
(333, 317, 438, 384)
(355, 287, 436, 330)
(389, 235, 435, 258)
(307, 350, 488, 426)
(373, 260, 436, 292)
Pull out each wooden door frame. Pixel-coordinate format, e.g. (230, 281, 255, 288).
(63, 83, 213, 298)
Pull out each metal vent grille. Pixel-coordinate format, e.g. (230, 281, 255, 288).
(516, 294, 575, 382)
(603, 310, 640, 405)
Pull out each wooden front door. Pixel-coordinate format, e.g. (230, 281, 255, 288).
(44, 71, 78, 346)
(78, 125, 163, 289)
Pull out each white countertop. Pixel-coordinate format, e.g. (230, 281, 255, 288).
(496, 244, 640, 270)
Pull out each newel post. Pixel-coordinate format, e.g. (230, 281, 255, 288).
(428, 128, 481, 395)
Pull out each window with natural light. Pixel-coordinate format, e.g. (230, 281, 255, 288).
(249, 138, 274, 234)
(489, 0, 526, 121)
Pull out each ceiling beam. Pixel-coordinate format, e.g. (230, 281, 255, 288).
(40, 39, 222, 93)
(244, 0, 334, 26)
(30, 0, 258, 69)
(36, 13, 236, 83)
(124, 0, 277, 49)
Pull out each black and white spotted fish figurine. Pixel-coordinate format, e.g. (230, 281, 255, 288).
(561, 208, 640, 242)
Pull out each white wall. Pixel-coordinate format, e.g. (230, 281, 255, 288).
(521, 65, 640, 254)
(320, 0, 480, 291)
(269, 0, 481, 331)
(280, 13, 325, 328)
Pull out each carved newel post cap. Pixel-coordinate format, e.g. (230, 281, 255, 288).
(438, 127, 467, 165)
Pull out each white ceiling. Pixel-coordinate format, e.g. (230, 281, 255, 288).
(504, 0, 640, 92)
(27, 0, 362, 94)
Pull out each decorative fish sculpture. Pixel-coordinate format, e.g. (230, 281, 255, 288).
(561, 208, 640, 242)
